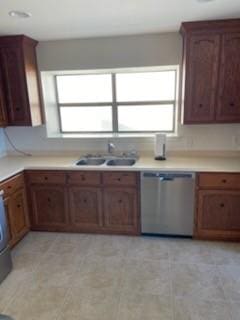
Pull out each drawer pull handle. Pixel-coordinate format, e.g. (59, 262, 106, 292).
(222, 179, 227, 183)
(44, 177, 48, 180)
(199, 104, 203, 108)
(118, 199, 122, 204)
(47, 198, 51, 203)
(81, 176, 86, 181)
(17, 204, 21, 208)
(117, 178, 121, 181)
(229, 102, 235, 107)
(220, 203, 225, 208)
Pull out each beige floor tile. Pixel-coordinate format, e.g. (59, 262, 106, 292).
(32, 252, 80, 288)
(218, 264, 240, 301)
(117, 292, 173, 320)
(171, 263, 226, 301)
(122, 258, 171, 297)
(126, 236, 169, 261)
(14, 232, 58, 255)
(71, 256, 124, 290)
(0, 266, 36, 312)
(229, 301, 240, 320)
(4, 285, 67, 320)
(2, 232, 239, 320)
(210, 242, 240, 266)
(48, 233, 93, 256)
(85, 234, 131, 259)
(173, 297, 232, 320)
(12, 251, 41, 274)
(169, 239, 215, 265)
(58, 286, 120, 320)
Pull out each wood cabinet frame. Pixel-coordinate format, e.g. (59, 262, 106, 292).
(26, 170, 141, 236)
(195, 172, 240, 241)
(180, 19, 240, 124)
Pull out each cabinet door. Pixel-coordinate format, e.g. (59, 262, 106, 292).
(3, 197, 13, 245)
(183, 34, 220, 123)
(216, 33, 240, 122)
(103, 188, 139, 235)
(0, 64, 7, 126)
(0, 93, 7, 126)
(1, 47, 30, 125)
(196, 190, 240, 239)
(8, 188, 29, 246)
(30, 185, 68, 229)
(69, 187, 103, 231)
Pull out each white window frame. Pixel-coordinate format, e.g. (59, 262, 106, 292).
(55, 67, 178, 134)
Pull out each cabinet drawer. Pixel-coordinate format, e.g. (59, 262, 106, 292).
(27, 171, 66, 185)
(67, 171, 101, 185)
(0, 173, 24, 197)
(198, 173, 240, 189)
(103, 172, 137, 186)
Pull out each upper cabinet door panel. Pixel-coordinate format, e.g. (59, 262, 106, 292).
(1, 47, 30, 125)
(217, 33, 240, 121)
(183, 34, 220, 123)
(0, 59, 7, 126)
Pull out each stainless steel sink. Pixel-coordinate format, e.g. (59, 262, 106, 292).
(106, 158, 136, 166)
(76, 158, 106, 166)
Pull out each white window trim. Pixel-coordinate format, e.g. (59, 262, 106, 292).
(41, 66, 180, 139)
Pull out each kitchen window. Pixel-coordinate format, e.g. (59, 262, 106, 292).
(56, 68, 177, 134)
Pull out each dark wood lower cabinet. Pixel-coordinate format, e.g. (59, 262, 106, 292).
(195, 173, 240, 241)
(30, 185, 69, 230)
(3, 188, 29, 247)
(26, 170, 140, 235)
(69, 187, 103, 231)
(103, 188, 139, 234)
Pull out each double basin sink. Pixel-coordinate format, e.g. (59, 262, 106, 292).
(76, 156, 137, 166)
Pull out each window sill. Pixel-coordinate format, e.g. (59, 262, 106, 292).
(47, 132, 178, 139)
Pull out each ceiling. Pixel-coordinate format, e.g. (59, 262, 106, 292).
(0, 0, 240, 41)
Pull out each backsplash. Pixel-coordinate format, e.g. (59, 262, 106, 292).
(3, 123, 240, 156)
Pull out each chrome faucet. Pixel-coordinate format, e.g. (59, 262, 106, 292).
(107, 142, 116, 154)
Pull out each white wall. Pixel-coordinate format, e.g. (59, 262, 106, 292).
(0, 129, 6, 157)
(37, 33, 182, 71)
(4, 32, 240, 155)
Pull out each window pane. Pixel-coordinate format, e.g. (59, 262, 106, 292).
(116, 71, 176, 102)
(56, 74, 112, 103)
(118, 105, 174, 132)
(60, 107, 112, 132)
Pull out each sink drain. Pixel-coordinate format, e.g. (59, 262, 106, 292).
(0, 315, 14, 320)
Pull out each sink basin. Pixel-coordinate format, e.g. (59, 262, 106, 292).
(76, 158, 106, 166)
(106, 158, 136, 166)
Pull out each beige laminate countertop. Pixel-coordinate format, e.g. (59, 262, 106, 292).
(0, 154, 240, 183)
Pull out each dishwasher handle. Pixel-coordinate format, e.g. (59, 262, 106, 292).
(159, 176, 174, 181)
(143, 172, 195, 180)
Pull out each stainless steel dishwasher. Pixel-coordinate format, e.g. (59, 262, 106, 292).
(141, 171, 195, 237)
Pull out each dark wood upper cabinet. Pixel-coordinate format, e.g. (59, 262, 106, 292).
(216, 33, 240, 122)
(182, 34, 220, 123)
(0, 66, 7, 126)
(0, 35, 43, 126)
(180, 19, 240, 124)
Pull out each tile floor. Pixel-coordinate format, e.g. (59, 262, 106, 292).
(0, 232, 240, 320)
